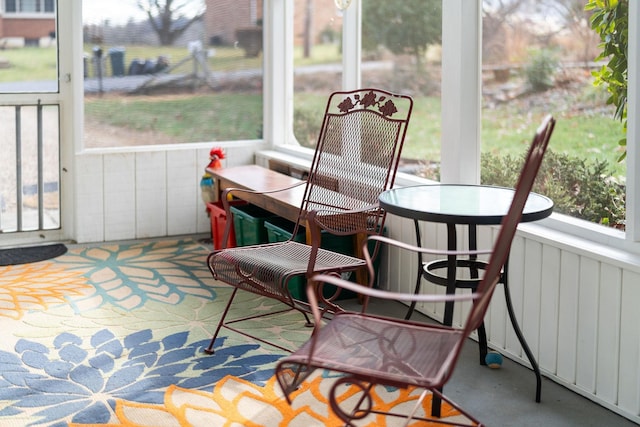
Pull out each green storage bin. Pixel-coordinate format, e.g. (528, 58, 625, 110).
(263, 217, 359, 301)
(265, 217, 306, 243)
(264, 218, 307, 300)
(319, 233, 354, 256)
(230, 204, 276, 246)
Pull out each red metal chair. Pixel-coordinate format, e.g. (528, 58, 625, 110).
(206, 88, 413, 354)
(276, 115, 555, 426)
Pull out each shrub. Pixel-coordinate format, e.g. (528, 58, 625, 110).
(293, 108, 322, 148)
(524, 49, 559, 92)
(481, 150, 626, 228)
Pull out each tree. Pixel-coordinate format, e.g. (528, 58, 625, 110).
(362, 0, 442, 71)
(537, 0, 600, 63)
(137, 0, 205, 46)
(482, 0, 529, 64)
(586, 0, 628, 160)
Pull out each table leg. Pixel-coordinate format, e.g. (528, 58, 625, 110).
(502, 260, 542, 402)
(442, 223, 458, 326)
(469, 226, 488, 365)
(404, 219, 423, 320)
(431, 223, 458, 419)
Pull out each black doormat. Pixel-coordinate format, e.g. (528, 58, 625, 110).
(0, 243, 68, 266)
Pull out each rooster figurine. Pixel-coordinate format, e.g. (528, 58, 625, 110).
(201, 147, 226, 205)
(207, 147, 225, 170)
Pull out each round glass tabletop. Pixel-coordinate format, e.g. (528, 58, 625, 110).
(379, 184, 553, 225)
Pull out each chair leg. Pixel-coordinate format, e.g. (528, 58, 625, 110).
(431, 389, 442, 418)
(302, 310, 313, 327)
(204, 287, 239, 355)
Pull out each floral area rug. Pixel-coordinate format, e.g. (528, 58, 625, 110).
(0, 238, 464, 426)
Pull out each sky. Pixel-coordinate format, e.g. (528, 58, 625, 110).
(82, 1, 149, 26)
(82, 1, 204, 26)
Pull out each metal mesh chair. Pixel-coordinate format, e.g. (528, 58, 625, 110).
(275, 115, 555, 426)
(206, 88, 413, 354)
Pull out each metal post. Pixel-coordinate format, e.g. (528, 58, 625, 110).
(93, 46, 103, 95)
(37, 101, 44, 230)
(15, 106, 22, 231)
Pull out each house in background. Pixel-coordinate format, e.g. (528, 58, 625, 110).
(0, 0, 56, 47)
(204, 0, 341, 52)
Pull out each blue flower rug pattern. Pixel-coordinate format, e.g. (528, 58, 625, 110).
(0, 239, 462, 426)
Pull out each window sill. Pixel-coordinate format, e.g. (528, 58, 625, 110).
(260, 146, 639, 256)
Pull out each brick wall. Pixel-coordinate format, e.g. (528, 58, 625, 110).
(1, 18, 55, 40)
(204, 0, 342, 47)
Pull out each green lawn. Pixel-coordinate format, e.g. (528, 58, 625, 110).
(293, 91, 625, 176)
(85, 94, 263, 142)
(84, 90, 625, 176)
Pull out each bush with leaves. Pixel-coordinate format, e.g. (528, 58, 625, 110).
(293, 107, 322, 149)
(524, 48, 559, 92)
(481, 150, 626, 228)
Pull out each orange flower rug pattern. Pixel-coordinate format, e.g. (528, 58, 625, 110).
(0, 239, 463, 426)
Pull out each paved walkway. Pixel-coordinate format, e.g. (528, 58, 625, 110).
(0, 61, 392, 94)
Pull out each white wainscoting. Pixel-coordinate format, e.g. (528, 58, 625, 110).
(379, 214, 640, 424)
(73, 143, 261, 243)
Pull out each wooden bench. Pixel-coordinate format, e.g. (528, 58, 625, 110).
(206, 164, 306, 224)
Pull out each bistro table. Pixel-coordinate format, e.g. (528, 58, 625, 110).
(379, 183, 553, 403)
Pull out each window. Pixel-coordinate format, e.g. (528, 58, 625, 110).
(292, 2, 343, 149)
(362, 0, 442, 179)
(82, 0, 263, 148)
(0, 0, 57, 92)
(5, 0, 55, 13)
(292, 0, 443, 180)
(480, 0, 626, 229)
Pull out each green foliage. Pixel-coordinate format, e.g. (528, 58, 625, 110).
(585, 0, 628, 160)
(524, 49, 559, 92)
(293, 107, 323, 148)
(482, 150, 626, 228)
(85, 94, 263, 142)
(362, 0, 441, 68)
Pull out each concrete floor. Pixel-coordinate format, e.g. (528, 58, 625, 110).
(341, 297, 637, 427)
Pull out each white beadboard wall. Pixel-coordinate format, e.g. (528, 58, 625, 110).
(73, 142, 262, 243)
(379, 214, 640, 425)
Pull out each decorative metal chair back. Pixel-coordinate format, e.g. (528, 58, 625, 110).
(295, 90, 412, 260)
(275, 115, 555, 426)
(205, 88, 413, 355)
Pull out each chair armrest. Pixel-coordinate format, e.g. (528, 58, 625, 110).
(365, 234, 493, 258)
(313, 273, 479, 304)
(221, 181, 306, 200)
(307, 273, 480, 328)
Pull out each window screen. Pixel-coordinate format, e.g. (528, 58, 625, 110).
(83, 0, 263, 148)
